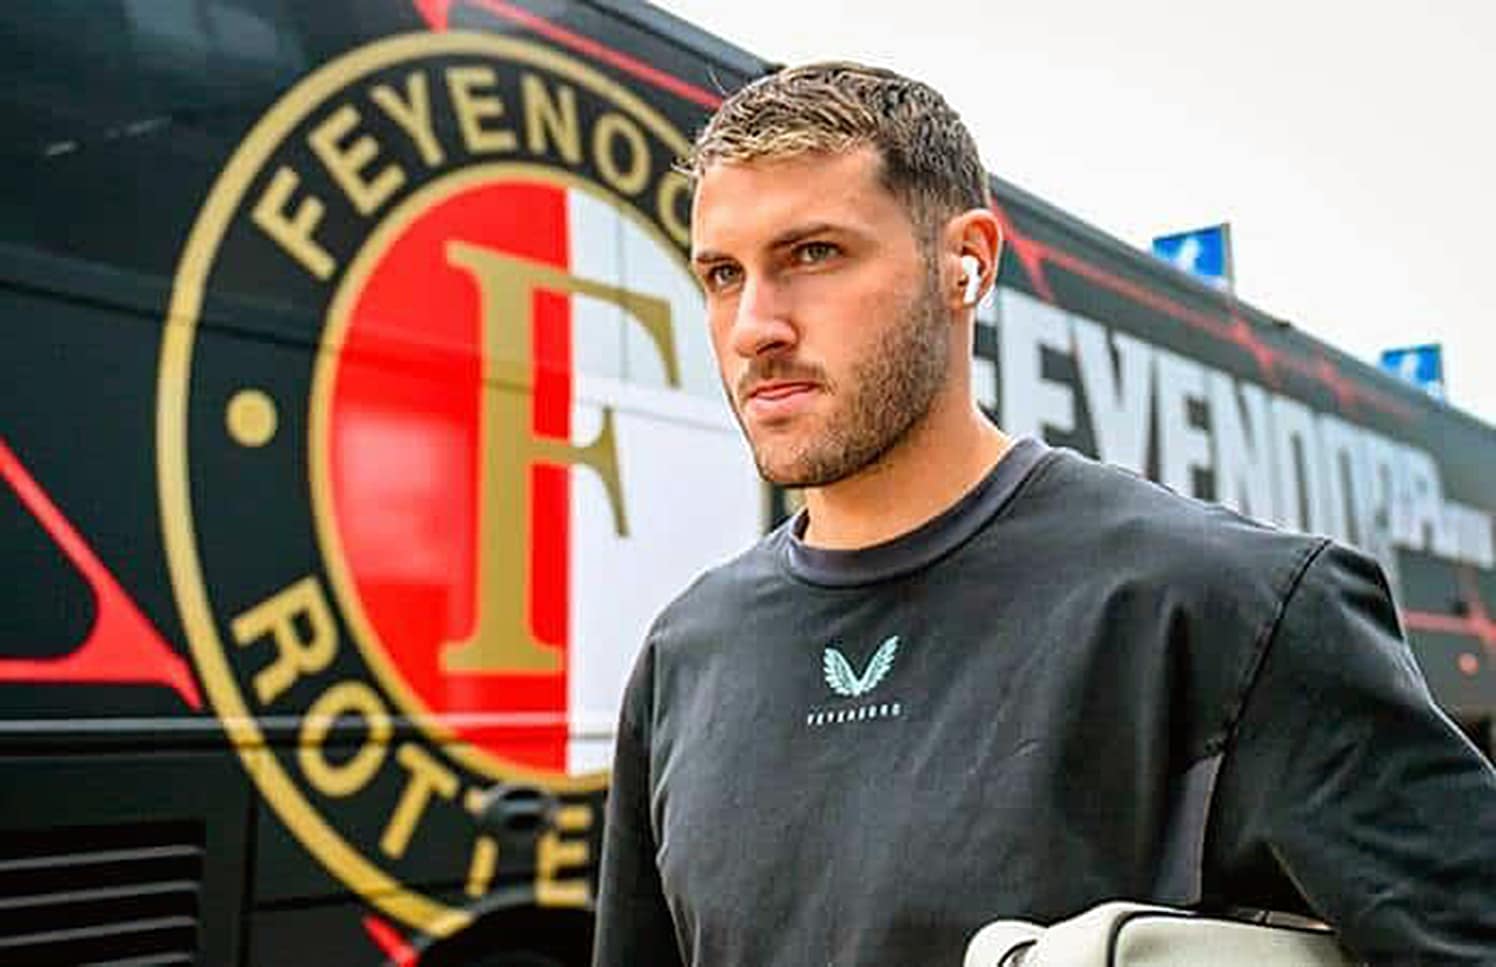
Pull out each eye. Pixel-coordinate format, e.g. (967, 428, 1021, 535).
(794, 241, 838, 265)
(703, 262, 742, 291)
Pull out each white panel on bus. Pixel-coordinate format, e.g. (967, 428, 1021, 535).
(566, 186, 627, 381)
(620, 215, 722, 400)
(565, 195, 761, 774)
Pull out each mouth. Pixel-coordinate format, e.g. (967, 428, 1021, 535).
(742, 380, 821, 421)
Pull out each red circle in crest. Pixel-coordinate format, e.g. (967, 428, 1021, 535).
(326, 179, 580, 774)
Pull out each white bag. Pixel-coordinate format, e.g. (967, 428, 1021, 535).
(965, 901, 1359, 967)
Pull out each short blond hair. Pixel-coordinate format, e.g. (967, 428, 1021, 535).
(690, 61, 990, 237)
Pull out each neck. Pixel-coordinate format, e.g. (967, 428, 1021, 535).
(800, 395, 1012, 550)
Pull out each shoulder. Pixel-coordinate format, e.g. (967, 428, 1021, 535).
(644, 520, 789, 657)
(1263, 538, 1422, 699)
(1008, 448, 1335, 758)
(1019, 447, 1325, 605)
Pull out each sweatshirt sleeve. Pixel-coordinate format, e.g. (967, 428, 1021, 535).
(592, 639, 684, 967)
(1206, 541, 1496, 964)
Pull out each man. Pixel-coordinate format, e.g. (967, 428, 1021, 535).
(593, 62, 1496, 966)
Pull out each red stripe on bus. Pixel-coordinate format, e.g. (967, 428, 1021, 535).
(0, 438, 203, 708)
(412, 0, 452, 30)
(362, 914, 422, 966)
(465, 0, 726, 109)
(990, 199, 1416, 422)
(1402, 567, 1496, 654)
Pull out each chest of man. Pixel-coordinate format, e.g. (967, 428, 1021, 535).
(649, 574, 1187, 965)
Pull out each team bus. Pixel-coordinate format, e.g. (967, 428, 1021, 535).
(2, 1, 1492, 964)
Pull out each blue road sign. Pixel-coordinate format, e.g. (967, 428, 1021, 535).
(1380, 344, 1446, 400)
(1152, 224, 1233, 288)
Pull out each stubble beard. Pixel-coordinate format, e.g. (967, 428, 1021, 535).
(736, 260, 952, 488)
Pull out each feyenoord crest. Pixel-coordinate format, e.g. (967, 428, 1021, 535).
(157, 32, 758, 935)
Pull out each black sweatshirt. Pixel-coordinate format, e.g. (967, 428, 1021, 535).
(594, 439, 1496, 966)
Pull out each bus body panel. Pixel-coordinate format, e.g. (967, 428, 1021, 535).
(3, 2, 1492, 964)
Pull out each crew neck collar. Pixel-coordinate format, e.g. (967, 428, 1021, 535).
(781, 436, 1051, 587)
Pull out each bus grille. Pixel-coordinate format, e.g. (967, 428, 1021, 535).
(0, 821, 203, 966)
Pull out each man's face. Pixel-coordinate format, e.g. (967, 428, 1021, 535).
(690, 146, 952, 487)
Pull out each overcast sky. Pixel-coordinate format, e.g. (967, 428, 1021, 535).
(653, 0, 1496, 426)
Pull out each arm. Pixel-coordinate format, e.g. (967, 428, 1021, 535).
(592, 641, 684, 967)
(1206, 541, 1496, 963)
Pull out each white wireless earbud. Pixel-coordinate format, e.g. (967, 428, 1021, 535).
(959, 255, 983, 306)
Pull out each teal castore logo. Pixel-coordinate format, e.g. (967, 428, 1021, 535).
(808, 636, 904, 729)
(822, 636, 900, 697)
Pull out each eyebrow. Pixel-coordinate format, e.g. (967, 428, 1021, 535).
(692, 221, 849, 266)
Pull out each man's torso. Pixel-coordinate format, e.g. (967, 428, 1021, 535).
(639, 441, 1320, 965)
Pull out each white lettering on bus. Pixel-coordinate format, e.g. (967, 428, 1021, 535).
(1071, 315, 1152, 473)
(1155, 347, 1212, 500)
(998, 290, 1074, 442)
(992, 288, 1495, 575)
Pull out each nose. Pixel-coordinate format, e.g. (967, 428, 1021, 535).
(727, 274, 797, 360)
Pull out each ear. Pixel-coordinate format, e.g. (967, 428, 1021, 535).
(943, 208, 1004, 312)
